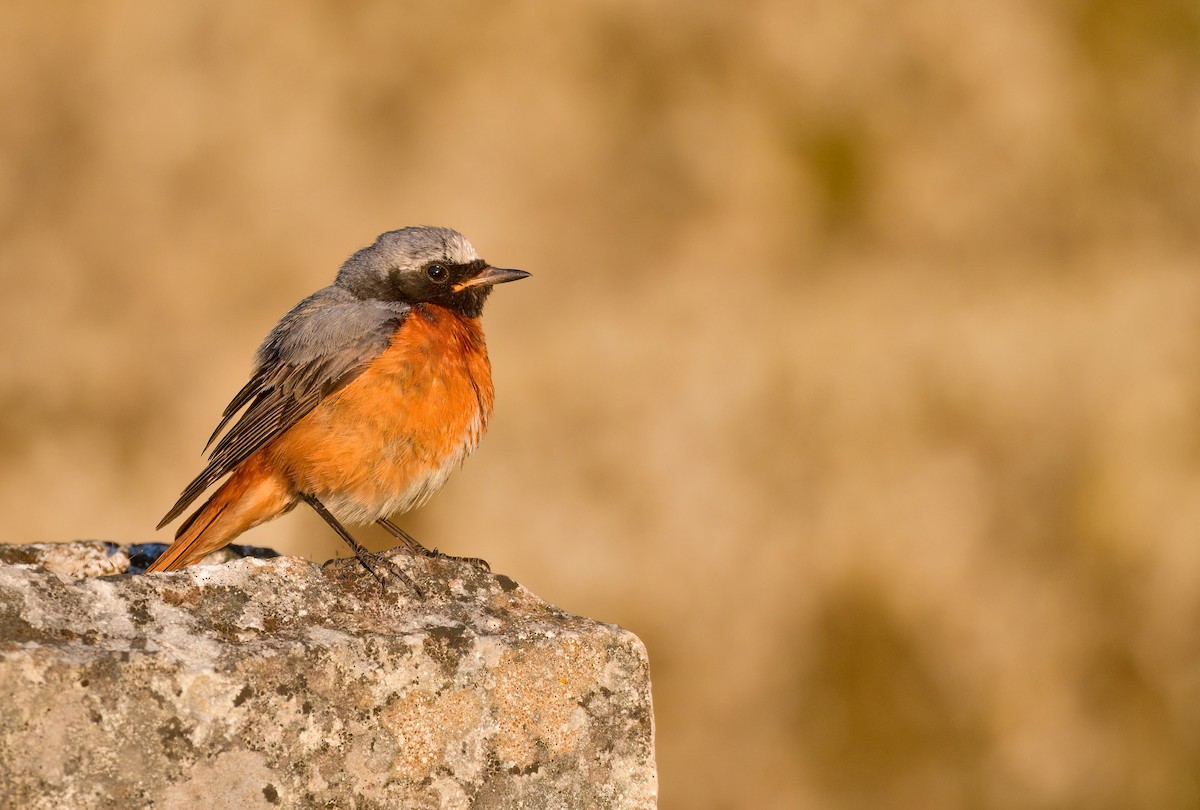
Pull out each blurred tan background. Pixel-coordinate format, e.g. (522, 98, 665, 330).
(2, 1, 1198, 807)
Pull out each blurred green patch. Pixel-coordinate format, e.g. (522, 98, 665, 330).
(794, 579, 989, 808)
(791, 121, 872, 236)
(1073, 0, 1200, 69)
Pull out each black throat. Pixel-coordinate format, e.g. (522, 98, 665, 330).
(443, 285, 491, 319)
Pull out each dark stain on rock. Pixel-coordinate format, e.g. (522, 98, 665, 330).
(233, 684, 254, 707)
(625, 699, 653, 740)
(158, 717, 195, 758)
(262, 784, 279, 804)
(508, 761, 541, 776)
(0, 602, 54, 648)
(161, 587, 202, 609)
(0, 546, 42, 565)
(495, 575, 519, 593)
(272, 674, 308, 701)
(127, 598, 152, 626)
(85, 655, 125, 685)
(423, 624, 471, 676)
(194, 586, 253, 640)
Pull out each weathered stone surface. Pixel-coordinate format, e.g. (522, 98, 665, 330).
(0, 542, 656, 809)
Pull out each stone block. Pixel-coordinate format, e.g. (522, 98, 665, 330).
(0, 542, 656, 809)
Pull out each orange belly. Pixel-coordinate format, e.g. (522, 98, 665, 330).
(261, 304, 494, 523)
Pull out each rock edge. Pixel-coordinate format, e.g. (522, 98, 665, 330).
(0, 542, 657, 809)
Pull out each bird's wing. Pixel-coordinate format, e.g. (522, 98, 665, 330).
(158, 287, 410, 530)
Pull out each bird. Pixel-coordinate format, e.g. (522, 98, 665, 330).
(148, 226, 529, 591)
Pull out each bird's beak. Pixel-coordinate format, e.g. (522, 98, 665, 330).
(453, 266, 531, 292)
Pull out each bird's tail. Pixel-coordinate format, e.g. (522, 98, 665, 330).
(146, 457, 293, 573)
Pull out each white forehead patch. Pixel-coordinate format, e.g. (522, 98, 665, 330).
(376, 226, 480, 267)
(440, 230, 480, 264)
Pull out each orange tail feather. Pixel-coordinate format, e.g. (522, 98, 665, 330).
(147, 457, 293, 573)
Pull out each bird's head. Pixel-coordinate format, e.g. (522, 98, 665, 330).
(335, 226, 529, 317)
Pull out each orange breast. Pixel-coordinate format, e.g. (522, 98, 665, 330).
(263, 304, 494, 523)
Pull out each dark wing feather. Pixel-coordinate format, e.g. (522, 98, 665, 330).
(158, 288, 409, 530)
(203, 369, 269, 451)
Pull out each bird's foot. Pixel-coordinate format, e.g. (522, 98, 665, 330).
(376, 518, 491, 573)
(422, 548, 491, 573)
(299, 492, 424, 597)
(322, 550, 424, 597)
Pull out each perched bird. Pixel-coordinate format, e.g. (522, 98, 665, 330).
(149, 227, 529, 590)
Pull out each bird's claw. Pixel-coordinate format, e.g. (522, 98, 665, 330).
(376, 518, 491, 573)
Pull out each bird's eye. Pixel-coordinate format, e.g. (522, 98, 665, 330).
(426, 263, 449, 283)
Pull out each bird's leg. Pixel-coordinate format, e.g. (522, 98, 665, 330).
(376, 517, 491, 573)
(298, 493, 423, 596)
